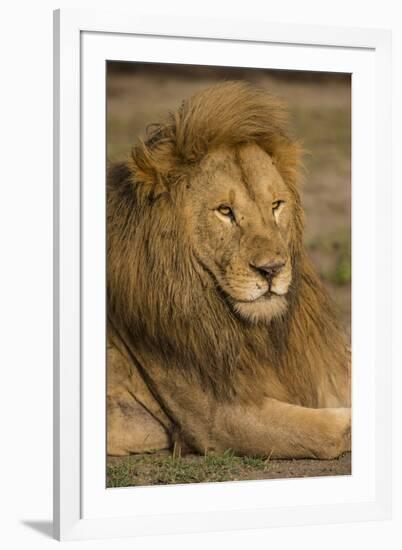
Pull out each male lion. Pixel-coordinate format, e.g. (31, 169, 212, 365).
(107, 81, 351, 460)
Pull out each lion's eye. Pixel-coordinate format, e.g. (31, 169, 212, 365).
(218, 205, 234, 219)
(272, 200, 284, 212)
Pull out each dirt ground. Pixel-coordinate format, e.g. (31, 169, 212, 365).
(106, 63, 352, 486)
(107, 452, 351, 487)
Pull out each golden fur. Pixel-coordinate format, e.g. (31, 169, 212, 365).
(106, 82, 351, 459)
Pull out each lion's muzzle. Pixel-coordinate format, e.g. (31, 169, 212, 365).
(249, 259, 286, 290)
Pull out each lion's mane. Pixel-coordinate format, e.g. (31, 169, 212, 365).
(107, 81, 349, 407)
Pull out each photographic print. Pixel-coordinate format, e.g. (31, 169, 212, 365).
(106, 62, 351, 488)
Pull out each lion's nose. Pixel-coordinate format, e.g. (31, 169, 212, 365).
(250, 259, 286, 280)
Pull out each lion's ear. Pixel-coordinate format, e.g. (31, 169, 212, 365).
(148, 174, 172, 202)
(127, 139, 178, 196)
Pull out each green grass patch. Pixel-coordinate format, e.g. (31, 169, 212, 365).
(107, 450, 272, 487)
(308, 229, 351, 286)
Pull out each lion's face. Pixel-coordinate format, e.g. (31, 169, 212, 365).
(184, 143, 294, 323)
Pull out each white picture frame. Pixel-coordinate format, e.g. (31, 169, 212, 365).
(53, 8, 392, 541)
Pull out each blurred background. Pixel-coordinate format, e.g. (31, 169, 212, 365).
(107, 62, 351, 340)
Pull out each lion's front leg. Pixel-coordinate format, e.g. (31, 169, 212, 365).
(199, 398, 351, 460)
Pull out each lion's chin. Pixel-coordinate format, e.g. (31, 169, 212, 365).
(232, 294, 288, 324)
